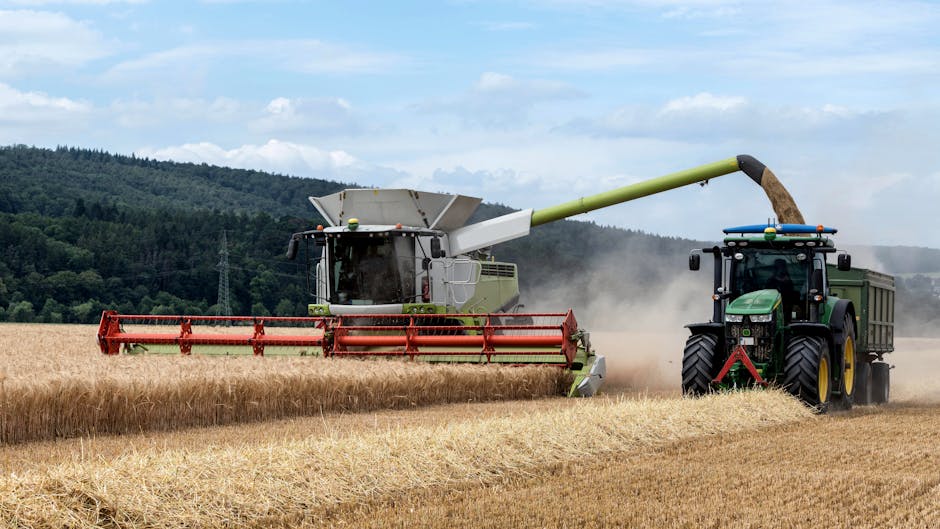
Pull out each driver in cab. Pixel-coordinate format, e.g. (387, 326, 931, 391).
(767, 258, 799, 320)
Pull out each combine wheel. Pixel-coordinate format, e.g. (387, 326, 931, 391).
(783, 335, 831, 413)
(854, 361, 872, 405)
(835, 315, 857, 410)
(682, 333, 718, 396)
(871, 362, 890, 404)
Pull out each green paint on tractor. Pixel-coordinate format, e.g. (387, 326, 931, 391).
(682, 223, 895, 412)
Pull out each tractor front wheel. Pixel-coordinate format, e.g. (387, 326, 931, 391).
(783, 335, 832, 413)
(682, 333, 718, 397)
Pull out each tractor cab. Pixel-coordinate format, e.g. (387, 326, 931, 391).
(727, 244, 820, 323)
(690, 224, 845, 325)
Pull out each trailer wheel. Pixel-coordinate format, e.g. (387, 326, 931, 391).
(871, 362, 890, 404)
(682, 333, 718, 396)
(835, 315, 857, 410)
(783, 335, 831, 413)
(854, 360, 872, 405)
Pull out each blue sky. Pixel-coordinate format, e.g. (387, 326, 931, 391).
(2, 0, 939, 248)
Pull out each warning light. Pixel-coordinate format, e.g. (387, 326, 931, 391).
(348, 218, 359, 231)
(395, 223, 403, 229)
(763, 227, 777, 241)
(816, 224, 824, 233)
(316, 224, 324, 231)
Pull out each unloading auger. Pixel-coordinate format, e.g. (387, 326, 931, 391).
(98, 155, 777, 397)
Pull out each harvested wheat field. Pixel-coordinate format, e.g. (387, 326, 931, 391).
(0, 390, 810, 527)
(332, 402, 940, 529)
(0, 323, 567, 444)
(1, 322, 937, 528)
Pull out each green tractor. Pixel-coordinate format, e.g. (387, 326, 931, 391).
(684, 224, 895, 411)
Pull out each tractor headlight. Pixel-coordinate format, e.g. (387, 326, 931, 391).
(749, 314, 773, 323)
(725, 314, 744, 323)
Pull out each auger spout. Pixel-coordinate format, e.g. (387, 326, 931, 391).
(530, 156, 759, 227)
(449, 155, 779, 256)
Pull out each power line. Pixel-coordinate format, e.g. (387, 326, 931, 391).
(216, 230, 232, 316)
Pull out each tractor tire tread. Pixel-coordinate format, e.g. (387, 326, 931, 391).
(682, 333, 718, 396)
(783, 335, 830, 411)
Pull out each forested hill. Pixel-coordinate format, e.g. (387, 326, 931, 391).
(1, 145, 938, 335)
(0, 145, 345, 218)
(0, 145, 701, 325)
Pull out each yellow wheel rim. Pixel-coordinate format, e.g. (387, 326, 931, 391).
(818, 356, 829, 402)
(843, 337, 855, 396)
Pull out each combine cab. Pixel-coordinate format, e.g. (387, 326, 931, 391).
(100, 155, 795, 398)
(684, 224, 895, 411)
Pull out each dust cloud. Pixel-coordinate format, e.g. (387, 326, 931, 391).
(888, 338, 940, 404)
(523, 237, 939, 404)
(526, 245, 712, 395)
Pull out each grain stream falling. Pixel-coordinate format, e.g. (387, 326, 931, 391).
(760, 167, 805, 224)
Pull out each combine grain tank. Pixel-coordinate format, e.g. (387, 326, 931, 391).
(684, 223, 895, 411)
(100, 155, 785, 398)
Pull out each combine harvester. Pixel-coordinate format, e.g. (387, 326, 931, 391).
(684, 223, 895, 411)
(99, 155, 791, 397)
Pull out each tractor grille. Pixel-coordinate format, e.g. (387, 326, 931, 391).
(727, 321, 774, 362)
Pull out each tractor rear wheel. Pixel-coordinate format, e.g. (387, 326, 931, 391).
(835, 315, 857, 410)
(682, 333, 718, 396)
(854, 360, 872, 405)
(871, 362, 890, 404)
(783, 335, 832, 412)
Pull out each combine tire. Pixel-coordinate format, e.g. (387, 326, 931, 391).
(871, 362, 890, 404)
(682, 333, 718, 396)
(783, 335, 832, 412)
(855, 361, 872, 405)
(835, 315, 857, 410)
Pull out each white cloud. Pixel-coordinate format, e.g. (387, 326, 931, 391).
(104, 39, 405, 82)
(0, 9, 110, 76)
(562, 92, 884, 141)
(2, 1, 143, 4)
(415, 72, 585, 128)
(109, 95, 366, 137)
(660, 5, 740, 18)
(527, 1, 940, 77)
(533, 46, 940, 77)
(0, 82, 91, 143)
(532, 48, 667, 72)
(424, 166, 540, 197)
(136, 139, 360, 178)
(478, 20, 536, 31)
(661, 92, 746, 113)
(252, 96, 362, 135)
(0, 82, 90, 122)
(110, 96, 246, 128)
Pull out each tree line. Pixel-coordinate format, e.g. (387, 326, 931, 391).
(1, 145, 938, 334)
